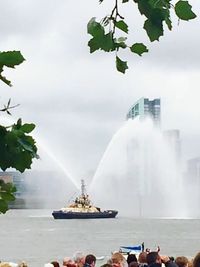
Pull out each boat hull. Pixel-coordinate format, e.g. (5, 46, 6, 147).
(52, 210, 118, 219)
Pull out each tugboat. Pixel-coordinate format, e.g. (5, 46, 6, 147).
(52, 180, 118, 219)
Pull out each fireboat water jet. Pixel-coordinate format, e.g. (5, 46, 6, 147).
(90, 117, 187, 218)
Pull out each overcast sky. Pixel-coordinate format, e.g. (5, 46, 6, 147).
(1, 0, 200, 182)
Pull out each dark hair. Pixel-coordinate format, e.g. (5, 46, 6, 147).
(51, 261, 60, 267)
(193, 252, 200, 267)
(129, 262, 139, 267)
(146, 252, 159, 265)
(127, 254, 138, 265)
(85, 254, 96, 265)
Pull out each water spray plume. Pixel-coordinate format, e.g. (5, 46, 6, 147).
(90, 117, 187, 218)
(35, 140, 79, 190)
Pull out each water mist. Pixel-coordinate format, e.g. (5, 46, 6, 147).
(90, 118, 187, 218)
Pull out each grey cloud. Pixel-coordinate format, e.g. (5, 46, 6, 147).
(1, 0, 200, 177)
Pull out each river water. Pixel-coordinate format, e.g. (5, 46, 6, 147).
(0, 210, 200, 266)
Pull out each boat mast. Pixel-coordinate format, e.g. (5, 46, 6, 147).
(81, 179, 86, 196)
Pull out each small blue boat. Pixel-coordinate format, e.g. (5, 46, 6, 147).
(119, 243, 144, 255)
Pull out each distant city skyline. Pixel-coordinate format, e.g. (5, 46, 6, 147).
(126, 97, 182, 164)
(126, 97, 161, 126)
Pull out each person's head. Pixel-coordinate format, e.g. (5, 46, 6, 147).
(73, 252, 85, 267)
(127, 254, 137, 265)
(85, 255, 96, 267)
(63, 258, 76, 267)
(111, 252, 127, 267)
(146, 252, 161, 265)
(51, 261, 60, 267)
(138, 252, 147, 264)
(175, 257, 189, 267)
(193, 252, 200, 267)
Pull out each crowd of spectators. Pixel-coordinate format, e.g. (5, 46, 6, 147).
(0, 250, 200, 267)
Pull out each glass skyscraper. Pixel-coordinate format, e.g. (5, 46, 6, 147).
(126, 97, 161, 126)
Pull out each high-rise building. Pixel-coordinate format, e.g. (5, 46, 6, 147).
(126, 97, 161, 125)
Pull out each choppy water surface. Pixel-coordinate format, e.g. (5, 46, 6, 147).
(0, 210, 200, 266)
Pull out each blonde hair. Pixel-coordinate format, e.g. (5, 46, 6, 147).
(111, 253, 125, 264)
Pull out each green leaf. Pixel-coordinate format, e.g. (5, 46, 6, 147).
(20, 123, 36, 133)
(116, 56, 128, 74)
(0, 199, 8, 214)
(137, 0, 152, 17)
(0, 192, 15, 202)
(0, 181, 13, 191)
(144, 19, 163, 41)
(0, 51, 25, 68)
(137, 2, 170, 41)
(5, 132, 18, 147)
(18, 138, 36, 154)
(0, 180, 16, 214)
(101, 32, 115, 52)
(0, 73, 12, 86)
(0, 119, 38, 173)
(14, 151, 33, 172)
(3, 182, 16, 193)
(0, 51, 25, 85)
(87, 18, 104, 37)
(87, 18, 115, 53)
(115, 20, 129, 33)
(130, 43, 148, 56)
(88, 38, 101, 53)
(175, 1, 196, 21)
(149, 8, 166, 26)
(17, 118, 22, 127)
(165, 10, 172, 30)
(88, 31, 115, 53)
(148, 0, 170, 9)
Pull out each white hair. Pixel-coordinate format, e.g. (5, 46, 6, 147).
(73, 252, 85, 262)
